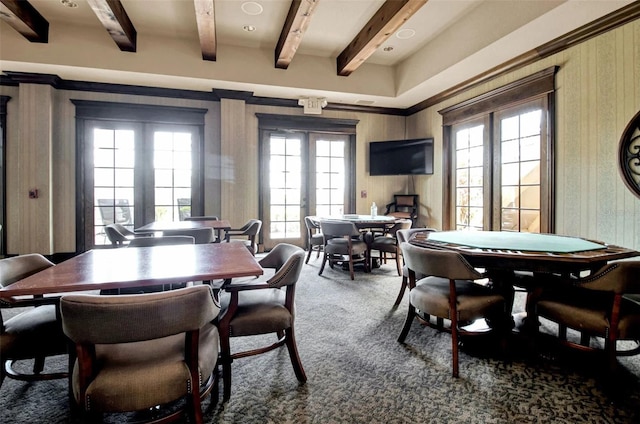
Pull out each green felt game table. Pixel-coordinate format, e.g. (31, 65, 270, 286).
(409, 230, 639, 275)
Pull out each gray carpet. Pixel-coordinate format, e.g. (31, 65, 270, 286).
(1, 257, 640, 423)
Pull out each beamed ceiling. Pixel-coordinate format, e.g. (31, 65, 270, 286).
(0, 0, 638, 110)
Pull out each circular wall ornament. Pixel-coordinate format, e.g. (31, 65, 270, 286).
(619, 109, 640, 199)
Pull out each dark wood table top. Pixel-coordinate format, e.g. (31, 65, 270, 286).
(0, 242, 262, 299)
(409, 230, 639, 274)
(135, 219, 231, 232)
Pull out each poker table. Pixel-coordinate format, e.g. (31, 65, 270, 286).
(409, 230, 638, 275)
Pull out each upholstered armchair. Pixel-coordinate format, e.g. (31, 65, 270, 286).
(319, 220, 369, 280)
(393, 227, 437, 306)
(104, 223, 137, 246)
(534, 260, 640, 372)
(1, 254, 68, 388)
(217, 243, 307, 401)
(384, 194, 419, 225)
(368, 219, 412, 276)
(163, 227, 216, 244)
(304, 216, 324, 264)
(225, 219, 262, 255)
(60, 285, 220, 423)
(398, 242, 506, 377)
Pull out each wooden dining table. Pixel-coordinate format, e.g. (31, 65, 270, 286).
(0, 242, 262, 300)
(135, 219, 232, 242)
(408, 230, 640, 328)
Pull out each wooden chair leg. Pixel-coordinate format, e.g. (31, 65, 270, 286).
(393, 276, 407, 306)
(398, 303, 416, 343)
(305, 249, 312, 264)
(284, 327, 307, 383)
(395, 254, 402, 276)
(0, 361, 5, 390)
(348, 256, 355, 280)
(219, 329, 233, 402)
(451, 314, 459, 378)
(318, 253, 328, 275)
(558, 324, 567, 341)
(189, 385, 204, 424)
(33, 356, 45, 374)
(580, 332, 590, 347)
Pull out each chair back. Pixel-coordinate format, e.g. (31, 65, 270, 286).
(0, 254, 55, 288)
(127, 235, 195, 247)
(395, 195, 418, 207)
(244, 219, 262, 236)
(304, 216, 320, 234)
(163, 227, 215, 244)
(572, 260, 640, 294)
(320, 220, 360, 241)
(397, 227, 437, 244)
(185, 216, 219, 221)
(61, 285, 218, 345)
(233, 219, 261, 234)
(105, 223, 134, 245)
(258, 243, 305, 288)
(399, 242, 483, 281)
(387, 219, 413, 237)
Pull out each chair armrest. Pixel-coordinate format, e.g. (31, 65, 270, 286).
(225, 229, 247, 237)
(385, 202, 395, 214)
(0, 295, 59, 308)
(223, 281, 272, 292)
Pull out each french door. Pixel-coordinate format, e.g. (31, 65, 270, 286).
(260, 131, 353, 251)
(83, 120, 202, 248)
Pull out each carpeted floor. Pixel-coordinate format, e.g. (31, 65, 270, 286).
(2, 257, 640, 423)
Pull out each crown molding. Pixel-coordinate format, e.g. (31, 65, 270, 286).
(1, 3, 637, 118)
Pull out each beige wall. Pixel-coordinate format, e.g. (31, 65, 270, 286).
(0, 85, 407, 254)
(222, 102, 407, 227)
(407, 18, 640, 250)
(2, 18, 638, 254)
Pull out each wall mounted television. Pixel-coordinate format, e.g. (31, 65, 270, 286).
(369, 138, 434, 176)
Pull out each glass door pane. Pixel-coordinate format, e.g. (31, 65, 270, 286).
(314, 136, 346, 217)
(499, 109, 542, 233)
(153, 130, 193, 222)
(93, 127, 136, 246)
(268, 134, 302, 241)
(454, 124, 485, 230)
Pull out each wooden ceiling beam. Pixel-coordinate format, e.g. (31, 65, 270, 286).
(275, 0, 319, 69)
(194, 0, 216, 61)
(336, 0, 427, 76)
(86, 0, 136, 52)
(0, 0, 48, 43)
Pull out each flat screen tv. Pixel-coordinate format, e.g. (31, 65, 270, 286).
(369, 138, 434, 176)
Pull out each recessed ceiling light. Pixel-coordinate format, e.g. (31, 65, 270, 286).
(383, 46, 394, 52)
(243, 25, 257, 32)
(241, 2, 263, 16)
(395, 29, 416, 40)
(60, 0, 78, 8)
